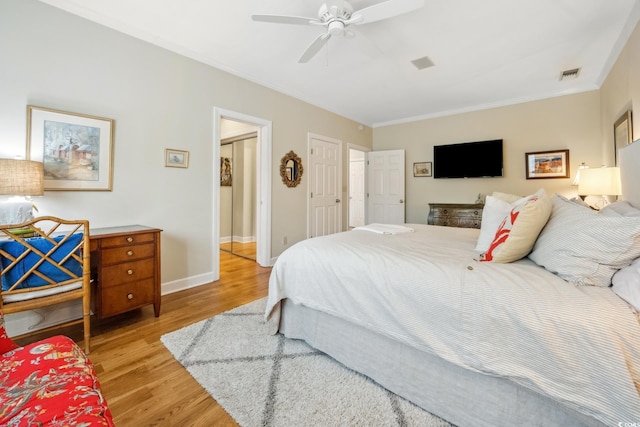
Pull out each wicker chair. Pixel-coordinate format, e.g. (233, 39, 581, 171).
(0, 216, 91, 353)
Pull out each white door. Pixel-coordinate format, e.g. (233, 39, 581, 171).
(309, 134, 342, 238)
(348, 149, 366, 228)
(367, 149, 405, 224)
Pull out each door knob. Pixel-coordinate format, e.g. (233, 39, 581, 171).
(400, 200, 404, 203)
(336, 199, 341, 203)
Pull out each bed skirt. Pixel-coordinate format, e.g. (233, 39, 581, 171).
(277, 299, 605, 427)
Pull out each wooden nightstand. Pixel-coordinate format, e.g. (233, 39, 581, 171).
(427, 203, 484, 229)
(90, 225, 162, 319)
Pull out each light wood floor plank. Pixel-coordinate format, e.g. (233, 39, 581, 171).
(14, 251, 270, 426)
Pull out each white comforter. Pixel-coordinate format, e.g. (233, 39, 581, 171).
(266, 224, 640, 426)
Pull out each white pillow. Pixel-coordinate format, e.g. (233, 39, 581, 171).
(600, 201, 640, 217)
(491, 191, 522, 204)
(475, 196, 514, 252)
(480, 189, 552, 263)
(612, 258, 640, 312)
(529, 195, 640, 286)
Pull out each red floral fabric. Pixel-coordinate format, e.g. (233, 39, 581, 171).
(0, 335, 115, 426)
(0, 315, 18, 355)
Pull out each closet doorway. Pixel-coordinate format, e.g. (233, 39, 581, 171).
(220, 119, 258, 261)
(212, 107, 271, 283)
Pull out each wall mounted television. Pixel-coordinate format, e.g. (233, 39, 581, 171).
(433, 139, 503, 178)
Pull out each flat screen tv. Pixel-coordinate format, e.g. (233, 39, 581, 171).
(433, 139, 503, 178)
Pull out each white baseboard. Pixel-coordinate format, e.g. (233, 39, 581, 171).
(3, 270, 253, 337)
(161, 272, 215, 295)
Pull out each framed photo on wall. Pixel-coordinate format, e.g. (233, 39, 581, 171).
(525, 149, 570, 179)
(165, 149, 190, 168)
(614, 109, 633, 166)
(220, 156, 232, 185)
(413, 162, 432, 177)
(27, 105, 115, 191)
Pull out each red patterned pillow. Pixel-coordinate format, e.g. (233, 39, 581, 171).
(0, 311, 19, 355)
(481, 189, 552, 263)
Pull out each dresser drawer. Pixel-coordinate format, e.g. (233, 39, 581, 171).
(101, 259, 155, 287)
(90, 225, 162, 319)
(100, 243, 155, 264)
(99, 232, 156, 249)
(99, 278, 155, 317)
(428, 203, 484, 229)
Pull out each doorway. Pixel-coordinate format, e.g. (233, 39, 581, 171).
(220, 127, 258, 260)
(308, 133, 342, 238)
(212, 108, 272, 283)
(347, 144, 370, 228)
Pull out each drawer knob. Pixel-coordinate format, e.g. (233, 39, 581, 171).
(126, 237, 133, 243)
(127, 250, 134, 256)
(127, 269, 134, 275)
(127, 293, 134, 300)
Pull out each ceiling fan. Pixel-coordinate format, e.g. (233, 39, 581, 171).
(252, 0, 425, 63)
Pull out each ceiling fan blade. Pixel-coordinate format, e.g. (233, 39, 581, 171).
(351, 0, 424, 25)
(298, 33, 332, 63)
(252, 14, 319, 25)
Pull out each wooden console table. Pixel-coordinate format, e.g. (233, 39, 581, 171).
(427, 203, 484, 229)
(90, 225, 162, 319)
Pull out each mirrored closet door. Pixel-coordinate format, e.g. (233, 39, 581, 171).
(220, 132, 258, 260)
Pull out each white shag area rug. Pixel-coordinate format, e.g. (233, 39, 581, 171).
(160, 298, 454, 427)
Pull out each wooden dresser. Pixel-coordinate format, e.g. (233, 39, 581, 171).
(427, 203, 484, 229)
(90, 225, 162, 319)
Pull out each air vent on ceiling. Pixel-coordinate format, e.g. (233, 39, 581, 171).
(560, 68, 581, 81)
(411, 56, 435, 70)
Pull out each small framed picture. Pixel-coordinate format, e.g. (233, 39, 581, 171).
(413, 162, 432, 177)
(613, 110, 633, 166)
(220, 156, 232, 186)
(165, 149, 189, 168)
(525, 149, 569, 179)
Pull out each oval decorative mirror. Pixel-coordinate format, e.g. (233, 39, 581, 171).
(280, 150, 303, 188)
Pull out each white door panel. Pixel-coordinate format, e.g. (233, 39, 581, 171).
(366, 150, 405, 224)
(348, 159, 365, 228)
(309, 134, 342, 238)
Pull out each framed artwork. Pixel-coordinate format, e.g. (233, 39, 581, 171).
(413, 162, 432, 177)
(165, 149, 189, 168)
(525, 149, 570, 179)
(220, 156, 232, 186)
(614, 109, 633, 166)
(27, 105, 115, 191)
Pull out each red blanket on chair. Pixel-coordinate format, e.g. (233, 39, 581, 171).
(0, 327, 114, 426)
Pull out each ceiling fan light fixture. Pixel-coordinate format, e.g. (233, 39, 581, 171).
(411, 56, 434, 70)
(560, 67, 581, 81)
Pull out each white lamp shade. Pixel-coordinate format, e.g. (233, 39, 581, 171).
(578, 167, 622, 196)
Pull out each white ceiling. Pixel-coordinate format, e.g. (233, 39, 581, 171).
(39, 0, 640, 127)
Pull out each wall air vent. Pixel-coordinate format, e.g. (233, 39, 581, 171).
(411, 56, 435, 70)
(560, 68, 581, 81)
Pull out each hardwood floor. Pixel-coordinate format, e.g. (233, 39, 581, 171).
(14, 251, 271, 426)
(220, 241, 257, 260)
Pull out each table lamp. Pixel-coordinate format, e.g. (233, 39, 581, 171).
(577, 166, 621, 209)
(0, 159, 44, 225)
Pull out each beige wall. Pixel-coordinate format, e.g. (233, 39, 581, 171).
(373, 91, 602, 223)
(1, 0, 638, 293)
(600, 20, 640, 165)
(0, 0, 373, 291)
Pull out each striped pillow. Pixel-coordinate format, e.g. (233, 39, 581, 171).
(529, 195, 640, 287)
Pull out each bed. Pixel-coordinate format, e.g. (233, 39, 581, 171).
(265, 142, 640, 427)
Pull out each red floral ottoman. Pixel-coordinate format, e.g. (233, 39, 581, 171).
(0, 314, 114, 426)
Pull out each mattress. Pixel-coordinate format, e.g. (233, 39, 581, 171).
(266, 224, 640, 426)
